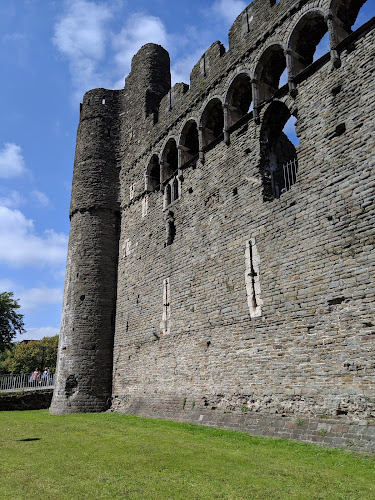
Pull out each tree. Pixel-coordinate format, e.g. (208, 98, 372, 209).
(0, 292, 25, 352)
(2, 335, 59, 374)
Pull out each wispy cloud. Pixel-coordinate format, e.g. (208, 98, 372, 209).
(210, 0, 246, 25)
(53, 0, 113, 100)
(23, 326, 60, 341)
(31, 190, 50, 208)
(0, 143, 27, 178)
(0, 189, 24, 208)
(171, 47, 207, 85)
(18, 286, 63, 312)
(112, 13, 168, 88)
(0, 206, 68, 267)
(53, 0, 249, 100)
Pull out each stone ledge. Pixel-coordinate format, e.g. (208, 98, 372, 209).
(0, 389, 53, 411)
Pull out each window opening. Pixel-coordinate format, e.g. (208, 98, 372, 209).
(201, 99, 224, 148)
(313, 32, 330, 62)
(245, 239, 262, 318)
(172, 178, 179, 202)
(288, 12, 329, 78)
(161, 278, 171, 334)
(179, 121, 199, 166)
(255, 45, 286, 103)
(164, 176, 180, 208)
(226, 74, 253, 128)
(259, 102, 298, 201)
(331, 0, 369, 35)
(352, 1, 372, 30)
(161, 138, 178, 183)
(145, 155, 160, 192)
(279, 68, 288, 87)
(165, 184, 171, 207)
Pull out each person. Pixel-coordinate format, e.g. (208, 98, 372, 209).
(32, 368, 41, 386)
(42, 367, 49, 385)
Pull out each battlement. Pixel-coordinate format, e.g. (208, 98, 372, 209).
(51, 0, 375, 453)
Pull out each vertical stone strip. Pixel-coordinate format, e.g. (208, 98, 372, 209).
(245, 238, 262, 318)
(161, 278, 171, 334)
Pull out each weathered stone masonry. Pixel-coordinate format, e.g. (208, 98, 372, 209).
(51, 0, 375, 452)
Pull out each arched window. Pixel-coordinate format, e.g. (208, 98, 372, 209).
(330, 0, 369, 36)
(172, 178, 179, 202)
(179, 120, 199, 166)
(225, 73, 253, 128)
(288, 11, 329, 78)
(201, 99, 224, 148)
(145, 154, 160, 192)
(161, 138, 178, 184)
(254, 44, 286, 104)
(259, 102, 298, 201)
(165, 184, 172, 207)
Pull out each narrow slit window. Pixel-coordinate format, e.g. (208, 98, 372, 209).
(245, 239, 262, 318)
(161, 278, 171, 334)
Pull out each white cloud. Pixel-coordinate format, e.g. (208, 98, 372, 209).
(0, 143, 27, 178)
(0, 278, 15, 292)
(0, 206, 68, 267)
(23, 326, 60, 341)
(210, 0, 247, 25)
(53, 0, 113, 100)
(18, 286, 63, 312)
(31, 190, 50, 207)
(112, 13, 168, 88)
(0, 189, 23, 208)
(171, 47, 208, 85)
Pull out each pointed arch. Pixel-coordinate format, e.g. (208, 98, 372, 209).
(225, 73, 253, 128)
(200, 98, 224, 148)
(254, 44, 286, 104)
(145, 154, 160, 192)
(161, 138, 178, 184)
(287, 10, 329, 78)
(179, 119, 199, 166)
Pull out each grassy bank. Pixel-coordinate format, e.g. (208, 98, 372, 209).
(0, 410, 374, 499)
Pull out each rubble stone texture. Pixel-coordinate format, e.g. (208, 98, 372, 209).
(51, 0, 375, 452)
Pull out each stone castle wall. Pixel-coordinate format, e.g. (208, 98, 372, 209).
(51, 0, 375, 451)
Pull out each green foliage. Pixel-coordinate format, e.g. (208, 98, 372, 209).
(0, 292, 25, 352)
(0, 344, 16, 374)
(0, 411, 374, 499)
(2, 336, 58, 374)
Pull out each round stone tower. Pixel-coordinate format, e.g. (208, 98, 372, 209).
(50, 88, 121, 414)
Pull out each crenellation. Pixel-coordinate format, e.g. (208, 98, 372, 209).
(52, 0, 375, 452)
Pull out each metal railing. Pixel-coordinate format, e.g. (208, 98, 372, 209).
(0, 372, 55, 392)
(282, 157, 298, 194)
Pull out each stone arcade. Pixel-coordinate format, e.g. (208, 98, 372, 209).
(51, 0, 375, 452)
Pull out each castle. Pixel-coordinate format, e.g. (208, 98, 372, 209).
(51, 0, 375, 452)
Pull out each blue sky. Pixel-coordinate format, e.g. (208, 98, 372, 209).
(0, 0, 373, 342)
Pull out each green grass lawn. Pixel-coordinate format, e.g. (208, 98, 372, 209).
(0, 410, 374, 499)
